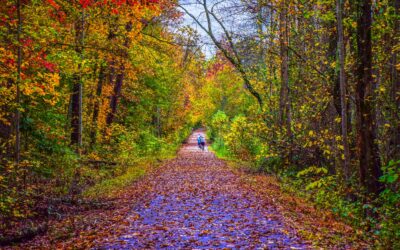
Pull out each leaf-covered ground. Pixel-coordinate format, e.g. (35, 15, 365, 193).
(100, 131, 307, 249)
(9, 130, 369, 249)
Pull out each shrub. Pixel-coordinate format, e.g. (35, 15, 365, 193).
(208, 110, 229, 141)
(376, 160, 400, 248)
(224, 115, 261, 160)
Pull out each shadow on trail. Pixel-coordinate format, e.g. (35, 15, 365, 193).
(100, 130, 308, 249)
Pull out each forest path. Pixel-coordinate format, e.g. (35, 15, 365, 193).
(100, 129, 308, 249)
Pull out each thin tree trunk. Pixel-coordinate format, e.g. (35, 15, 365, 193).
(69, 9, 85, 197)
(157, 106, 161, 137)
(279, 2, 286, 128)
(337, 0, 350, 182)
(70, 10, 84, 150)
(15, 0, 22, 164)
(355, 0, 382, 195)
(1, 79, 13, 163)
(90, 65, 105, 145)
(70, 77, 81, 146)
(389, 0, 400, 160)
(106, 66, 124, 126)
(256, 1, 266, 84)
(279, 1, 292, 137)
(269, 7, 277, 116)
(279, 0, 292, 164)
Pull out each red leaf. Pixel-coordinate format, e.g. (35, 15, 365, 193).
(79, 0, 93, 8)
(47, 0, 60, 9)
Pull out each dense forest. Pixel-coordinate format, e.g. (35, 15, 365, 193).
(0, 0, 399, 248)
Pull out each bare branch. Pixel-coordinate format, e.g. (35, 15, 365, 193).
(178, 1, 263, 108)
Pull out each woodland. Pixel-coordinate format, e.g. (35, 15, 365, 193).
(0, 0, 399, 248)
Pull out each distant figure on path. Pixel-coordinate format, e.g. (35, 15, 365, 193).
(197, 134, 206, 151)
(197, 134, 201, 149)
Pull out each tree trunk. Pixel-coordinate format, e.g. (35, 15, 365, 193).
(388, 0, 400, 161)
(70, 10, 84, 149)
(105, 22, 132, 127)
(355, 0, 382, 195)
(279, 0, 290, 136)
(337, 0, 351, 182)
(279, 0, 292, 165)
(106, 65, 124, 126)
(90, 65, 105, 145)
(268, 6, 277, 119)
(15, 0, 22, 164)
(70, 76, 82, 146)
(0, 80, 14, 163)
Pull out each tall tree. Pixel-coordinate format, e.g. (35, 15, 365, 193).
(336, 0, 350, 181)
(70, 8, 84, 150)
(106, 21, 132, 126)
(355, 0, 382, 195)
(15, 0, 22, 164)
(90, 64, 105, 144)
(279, 0, 292, 163)
(388, 0, 400, 161)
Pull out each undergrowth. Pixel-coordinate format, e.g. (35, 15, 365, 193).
(83, 161, 148, 199)
(211, 139, 399, 248)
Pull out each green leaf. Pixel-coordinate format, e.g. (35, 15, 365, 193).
(387, 173, 398, 184)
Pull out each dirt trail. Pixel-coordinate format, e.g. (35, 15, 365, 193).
(100, 129, 308, 249)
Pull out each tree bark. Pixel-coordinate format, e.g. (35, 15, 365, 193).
(105, 22, 132, 127)
(15, 0, 22, 164)
(337, 0, 350, 182)
(388, 0, 400, 161)
(355, 0, 382, 195)
(90, 65, 105, 145)
(70, 10, 84, 150)
(0, 80, 14, 163)
(279, 0, 291, 139)
(278, 0, 292, 167)
(106, 66, 124, 126)
(70, 76, 82, 147)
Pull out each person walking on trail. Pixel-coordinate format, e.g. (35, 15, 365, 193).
(197, 134, 206, 151)
(197, 134, 202, 150)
